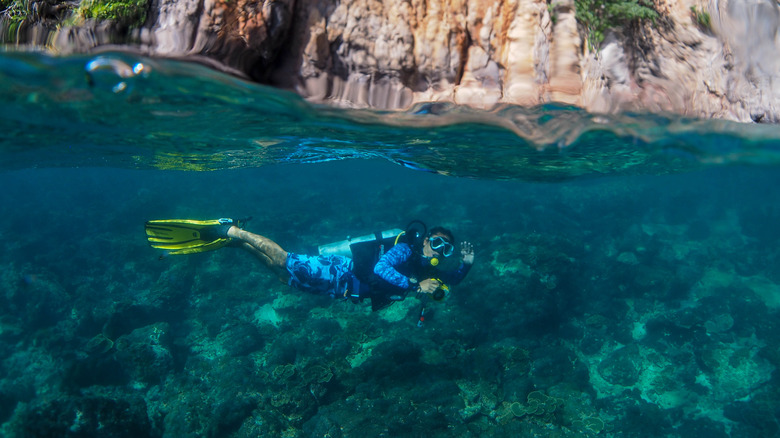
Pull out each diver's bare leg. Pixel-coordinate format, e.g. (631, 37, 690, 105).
(228, 227, 289, 281)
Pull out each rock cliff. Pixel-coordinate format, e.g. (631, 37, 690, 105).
(5, 0, 780, 122)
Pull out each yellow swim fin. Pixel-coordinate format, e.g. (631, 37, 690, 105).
(145, 218, 238, 255)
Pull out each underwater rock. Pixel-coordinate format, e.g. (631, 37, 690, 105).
(303, 412, 344, 438)
(703, 314, 734, 334)
(253, 303, 282, 328)
(579, 332, 606, 356)
(216, 322, 265, 357)
(686, 219, 712, 241)
(162, 387, 256, 437)
(301, 363, 333, 385)
(643, 316, 703, 348)
(235, 409, 295, 436)
(530, 343, 587, 389)
(724, 400, 780, 436)
(600, 392, 676, 435)
(325, 336, 352, 360)
(0, 315, 24, 343)
(357, 338, 424, 382)
(160, 356, 263, 436)
(697, 343, 774, 403)
(597, 344, 642, 387)
(101, 303, 168, 340)
(460, 345, 505, 383)
(0, 400, 11, 426)
(6, 395, 151, 438)
(740, 205, 780, 244)
(455, 379, 499, 421)
(62, 354, 129, 390)
(0, 382, 25, 424)
(616, 251, 639, 266)
(85, 333, 115, 355)
(113, 322, 174, 385)
(546, 383, 606, 434)
(669, 307, 702, 330)
(377, 298, 417, 323)
(10, 269, 70, 329)
(265, 333, 302, 366)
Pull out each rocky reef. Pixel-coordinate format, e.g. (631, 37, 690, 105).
(0, 164, 779, 436)
(2, 0, 780, 122)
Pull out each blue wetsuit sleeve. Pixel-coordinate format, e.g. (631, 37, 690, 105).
(373, 243, 413, 289)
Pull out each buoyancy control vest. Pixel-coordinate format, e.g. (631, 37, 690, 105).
(318, 222, 432, 310)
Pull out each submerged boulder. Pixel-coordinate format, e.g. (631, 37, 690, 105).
(6, 395, 151, 438)
(597, 344, 642, 387)
(113, 322, 174, 386)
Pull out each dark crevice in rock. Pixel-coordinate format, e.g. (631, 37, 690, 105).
(456, 28, 471, 86)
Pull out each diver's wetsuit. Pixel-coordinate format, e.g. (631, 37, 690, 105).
(373, 242, 471, 291)
(285, 253, 353, 299)
(285, 242, 470, 308)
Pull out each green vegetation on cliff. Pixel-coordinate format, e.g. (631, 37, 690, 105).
(574, 0, 659, 49)
(76, 0, 149, 28)
(1, 0, 148, 29)
(1, 0, 36, 23)
(690, 5, 711, 30)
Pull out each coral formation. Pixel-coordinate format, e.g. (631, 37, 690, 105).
(510, 390, 564, 422)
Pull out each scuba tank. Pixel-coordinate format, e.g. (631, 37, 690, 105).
(398, 220, 440, 267)
(318, 229, 403, 257)
(318, 221, 451, 318)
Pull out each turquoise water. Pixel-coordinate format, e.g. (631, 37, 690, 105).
(1, 51, 780, 437)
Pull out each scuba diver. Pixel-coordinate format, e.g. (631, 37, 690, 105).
(145, 218, 474, 311)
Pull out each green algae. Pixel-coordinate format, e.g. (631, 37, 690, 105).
(85, 333, 114, 354)
(575, 0, 659, 49)
(690, 5, 711, 30)
(572, 415, 606, 434)
(1, 0, 147, 28)
(272, 363, 295, 380)
(301, 364, 332, 384)
(0, 0, 32, 23)
(76, 0, 148, 28)
(510, 390, 564, 423)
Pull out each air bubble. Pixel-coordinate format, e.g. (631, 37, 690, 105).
(85, 56, 147, 94)
(86, 57, 135, 78)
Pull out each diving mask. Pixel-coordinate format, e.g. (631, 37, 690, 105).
(429, 236, 454, 257)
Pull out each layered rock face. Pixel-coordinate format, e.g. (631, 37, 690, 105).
(48, 0, 780, 122)
(584, 0, 780, 123)
(277, 0, 566, 109)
